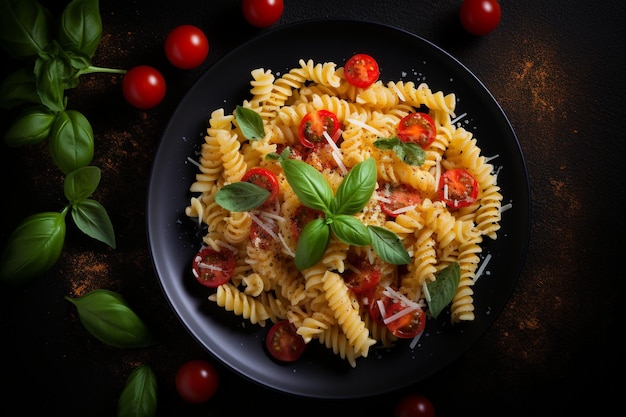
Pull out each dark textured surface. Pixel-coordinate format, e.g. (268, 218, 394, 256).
(1, 1, 623, 415)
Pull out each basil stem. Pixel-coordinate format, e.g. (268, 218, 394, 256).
(117, 364, 158, 417)
(65, 289, 153, 348)
(426, 262, 461, 318)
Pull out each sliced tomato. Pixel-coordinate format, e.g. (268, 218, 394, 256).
(343, 255, 381, 294)
(191, 246, 236, 288)
(298, 110, 340, 148)
(438, 168, 479, 208)
(362, 284, 388, 326)
(265, 320, 307, 362)
(384, 299, 426, 339)
(378, 182, 422, 218)
(290, 204, 322, 241)
(249, 216, 279, 250)
(344, 53, 380, 88)
(397, 112, 436, 148)
(241, 167, 279, 206)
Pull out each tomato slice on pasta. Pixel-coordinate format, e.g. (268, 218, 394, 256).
(191, 246, 236, 288)
(298, 110, 340, 148)
(241, 167, 279, 206)
(438, 168, 479, 208)
(397, 112, 436, 148)
(344, 255, 381, 294)
(344, 53, 380, 88)
(265, 320, 307, 362)
(377, 182, 422, 218)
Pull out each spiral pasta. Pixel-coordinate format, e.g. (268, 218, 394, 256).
(185, 58, 504, 367)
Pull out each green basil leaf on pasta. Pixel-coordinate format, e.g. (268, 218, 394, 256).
(215, 182, 270, 212)
(426, 262, 461, 319)
(367, 225, 411, 265)
(373, 137, 425, 166)
(65, 289, 154, 348)
(332, 158, 376, 215)
(281, 158, 333, 212)
(117, 364, 158, 417)
(235, 105, 265, 140)
(295, 217, 330, 271)
(330, 214, 371, 246)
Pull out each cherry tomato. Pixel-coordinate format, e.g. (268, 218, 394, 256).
(241, 167, 279, 206)
(265, 320, 307, 362)
(175, 359, 219, 404)
(290, 204, 322, 241)
(397, 112, 436, 148)
(378, 182, 422, 218)
(394, 394, 436, 417)
(249, 216, 279, 250)
(191, 246, 236, 288)
(164, 25, 209, 69)
(344, 53, 380, 88)
(459, 0, 502, 36)
(343, 255, 381, 294)
(384, 299, 426, 339)
(438, 168, 479, 208)
(298, 110, 340, 148)
(122, 65, 166, 109)
(242, 0, 284, 28)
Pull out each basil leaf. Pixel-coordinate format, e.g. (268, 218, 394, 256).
(295, 218, 330, 271)
(235, 105, 265, 140)
(64, 165, 101, 203)
(117, 364, 158, 417)
(0, 211, 67, 285)
(374, 138, 426, 166)
(330, 214, 371, 246)
(426, 262, 461, 319)
(34, 52, 70, 111)
(332, 158, 376, 215)
(65, 289, 153, 348)
(49, 110, 94, 174)
(0, 68, 41, 109)
(71, 198, 116, 249)
(0, 0, 53, 59)
(215, 182, 270, 212)
(59, 0, 102, 58)
(282, 158, 333, 212)
(4, 106, 55, 147)
(367, 225, 411, 265)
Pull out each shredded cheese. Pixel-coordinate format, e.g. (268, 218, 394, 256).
(391, 204, 417, 215)
(474, 253, 492, 283)
(249, 212, 279, 242)
(323, 131, 347, 174)
(346, 117, 384, 136)
(499, 202, 512, 213)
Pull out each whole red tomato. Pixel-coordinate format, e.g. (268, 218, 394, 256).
(394, 394, 436, 417)
(164, 24, 209, 69)
(242, 0, 284, 28)
(175, 359, 219, 403)
(122, 65, 166, 109)
(459, 0, 501, 35)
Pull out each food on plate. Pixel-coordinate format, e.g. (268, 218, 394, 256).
(184, 56, 503, 367)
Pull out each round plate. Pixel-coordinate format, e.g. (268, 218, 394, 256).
(147, 19, 530, 399)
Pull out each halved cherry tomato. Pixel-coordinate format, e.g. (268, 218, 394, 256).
(384, 299, 426, 339)
(265, 319, 307, 362)
(397, 112, 436, 148)
(175, 359, 219, 403)
(164, 24, 209, 69)
(344, 53, 380, 88)
(298, 110, 340, 148)
(378, 182, 422, 218)
(438, 168, 479, 208)
(343, 255, 381, 294)
(362, 284, 389, 326)
(290, 204, 322, 241)
(241, 167, 279, 205)
(191, 246, 236, 288)
(249, 216, 279, 250)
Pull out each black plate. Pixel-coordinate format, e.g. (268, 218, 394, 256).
(147, 19, 530, 399)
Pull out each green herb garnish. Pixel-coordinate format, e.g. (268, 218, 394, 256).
(374, 137, 426, 166)
(235, 105, 265, 140)
(426, 262, 461, 318)
(215, 181, 270, 212)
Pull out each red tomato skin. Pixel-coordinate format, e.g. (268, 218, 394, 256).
(384, 301, 426, 339)
(344, 53, 380, 88)
(122, 66, 166, 109)
(378, 182, 422, 218)
(397, 112, 436, 148)
(165, 25, 209, 69)
(175, 359, 219, 404)
(192, 246, 236, 288)
(298, 110, 340, 148)
(241, 167, 280, 203)
(265, 320, 307, 362)
(242, 0, 284, 28)
(438, 168, 479, 208)
(459, 0, 502, 35)
(394, 394, 436, 417)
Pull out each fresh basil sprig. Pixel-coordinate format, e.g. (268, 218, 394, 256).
(215, 181, 270, 212)
(117, 364, 158, 417)
(374, 137, 426, 166)
(0, 0, 120, 284)
(426, 262, 461, 318)
(281, 158, 410, 270)
(65, 289, 153, 348)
